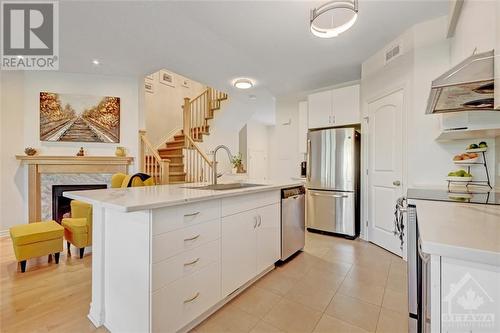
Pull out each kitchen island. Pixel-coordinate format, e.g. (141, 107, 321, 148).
(407, 189, 500, 333)
(65, 181, 300, 333)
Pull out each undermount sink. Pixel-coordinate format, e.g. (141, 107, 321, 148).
(184, 183, 265, 191)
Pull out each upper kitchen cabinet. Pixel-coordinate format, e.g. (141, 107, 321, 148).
(307, 90, 333, 129)
(307, 84, 360, 129)
(332, 85, 360, 126)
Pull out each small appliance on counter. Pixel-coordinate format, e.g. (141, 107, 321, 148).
(300, 161, 307, 178)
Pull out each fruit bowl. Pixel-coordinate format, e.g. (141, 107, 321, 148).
(465, 147, 487, 153)
(454, 157, 479, 164)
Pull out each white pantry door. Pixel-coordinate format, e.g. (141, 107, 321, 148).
(367, 89, 404, 256)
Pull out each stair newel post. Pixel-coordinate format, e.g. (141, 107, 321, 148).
(160, 159, 170, 184)
(183, 97, 191, 147)
(139, 129, 146, 173)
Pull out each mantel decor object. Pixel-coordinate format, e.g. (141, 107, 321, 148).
(24, 147, 37, 156)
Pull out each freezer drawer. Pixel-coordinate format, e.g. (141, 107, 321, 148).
(306, 189, 355, 236)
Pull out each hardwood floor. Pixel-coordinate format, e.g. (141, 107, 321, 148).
(0, 236, 105, 333)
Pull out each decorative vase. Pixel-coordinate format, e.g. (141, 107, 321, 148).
(115, 146, 126, 157)
(236, 165, 245, 173)
(24, 147, 37, 156)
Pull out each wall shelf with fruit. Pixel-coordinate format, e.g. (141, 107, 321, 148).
(447, 141, 491, 190)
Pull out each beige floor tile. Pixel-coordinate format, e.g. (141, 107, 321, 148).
(284, 279, 336, 311)
(376, 308, 408, 333)
(305, 265, 348, 289)
(381, 288, 407, 314)
(338, 278, 385, 306)
(263, 298, 322, 333)
(313, 314, 370, 333)
(249, 321, 284, 333)
(254, 269, 298, 296)
(313, 257, 352, 278)
(232, 286, 282, 319)
(347, 265, 389, 288)
(385, 269, 407, 293)
(325, 294, 381, 332)
(195, 303, 259, 333)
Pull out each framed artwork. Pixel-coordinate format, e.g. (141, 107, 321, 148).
(159, 69, 175, 87)
(39, 92, 120, 143)
(145, 81, 154, 93)
(181, 78, 190, 88)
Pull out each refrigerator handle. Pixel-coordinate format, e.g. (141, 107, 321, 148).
(306, 139, 311, 181)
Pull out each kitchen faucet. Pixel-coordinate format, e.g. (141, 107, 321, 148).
(212, 145, 233, 185)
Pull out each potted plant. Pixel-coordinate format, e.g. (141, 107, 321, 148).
(231, 153, 245, 174)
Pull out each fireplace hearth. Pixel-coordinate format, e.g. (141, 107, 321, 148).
(52, 184, 107, 223)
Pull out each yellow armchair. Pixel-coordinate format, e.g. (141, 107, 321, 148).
(111, 172, 155, 188)
(62, 200, 92, 258)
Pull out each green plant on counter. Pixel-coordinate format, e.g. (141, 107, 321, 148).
(231, 153, 243, 168)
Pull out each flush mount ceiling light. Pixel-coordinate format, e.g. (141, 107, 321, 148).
(233, 78, 254, 89)
(92, 59, 100, 65)
(310, 0, 358, 38)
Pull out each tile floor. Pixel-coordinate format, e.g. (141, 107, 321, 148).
(193, 231, 408, 333)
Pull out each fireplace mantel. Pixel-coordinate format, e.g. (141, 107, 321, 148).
(16, 155, 133, 222)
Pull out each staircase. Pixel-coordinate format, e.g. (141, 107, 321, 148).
(141, 87, 228, 184)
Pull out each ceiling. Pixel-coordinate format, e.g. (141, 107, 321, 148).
(58, 0, 448, 123)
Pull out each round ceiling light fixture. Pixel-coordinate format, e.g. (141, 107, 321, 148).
(233, 78, 254, 89)
(310, 0, 358, 38)
(92, 59, 100, 65)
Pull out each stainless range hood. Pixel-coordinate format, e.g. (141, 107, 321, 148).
(426, 50, 495, 114)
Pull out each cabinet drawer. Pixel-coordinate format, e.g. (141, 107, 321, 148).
(152, 219, 220, 264)
(221, 190, 280, 217)
(152, 262, 220, 333)
(152, 200, 221, 235)
(152, 239, 220, 292)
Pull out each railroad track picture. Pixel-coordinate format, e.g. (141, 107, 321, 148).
(40, 92, 120, 143)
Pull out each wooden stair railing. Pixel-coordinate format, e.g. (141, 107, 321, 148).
(184, 135, 214, 183)
(139, 130, 170, 184)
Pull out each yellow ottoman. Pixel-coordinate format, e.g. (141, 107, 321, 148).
(9, 220, 64, 273)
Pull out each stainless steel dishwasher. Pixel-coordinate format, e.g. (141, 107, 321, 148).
(280, 186, 305, 261)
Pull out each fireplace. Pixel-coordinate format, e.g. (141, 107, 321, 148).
(52, 184, 107, 223)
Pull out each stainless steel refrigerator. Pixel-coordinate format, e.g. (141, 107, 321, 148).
(306, 127, 360, 238)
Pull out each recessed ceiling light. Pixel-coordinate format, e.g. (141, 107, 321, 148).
(233, 78, 254, 89)
(310, 0, 358, 38)
(92, 59, 100, 65)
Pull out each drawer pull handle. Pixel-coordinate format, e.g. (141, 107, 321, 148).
(184, 292, 200, 303)
(184, 212, 200, 217)
(184, 257, 200, 266)
(184, 234, 200, 242)
(257, 215, 262, 227)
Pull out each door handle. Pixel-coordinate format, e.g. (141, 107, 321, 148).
(393, 180, 401, 186)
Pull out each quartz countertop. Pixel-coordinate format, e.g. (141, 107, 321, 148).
(64, 181, 302, 212)
(411, 199, 500, 266)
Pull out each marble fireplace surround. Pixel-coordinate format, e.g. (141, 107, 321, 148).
(16, 156, 133, 223)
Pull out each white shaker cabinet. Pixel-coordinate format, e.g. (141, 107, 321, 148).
(298, 101, 308, 154)
(221, 199, 280, 298)
(307, 90, 333, 129)
(307, 84, 360, 129)
(332, 84, 360, 126)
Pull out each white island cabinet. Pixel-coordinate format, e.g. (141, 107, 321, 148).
(65, 183, 293, 333)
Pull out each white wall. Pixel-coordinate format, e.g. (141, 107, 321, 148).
(1, 71, 140, 232)
(144, 70, 206, 147)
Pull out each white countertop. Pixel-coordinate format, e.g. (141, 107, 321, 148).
(64, 181, 301, 212)
(412, 199, 500, 266)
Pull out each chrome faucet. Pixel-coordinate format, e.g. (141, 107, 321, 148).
(212, 145, 233, 185)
